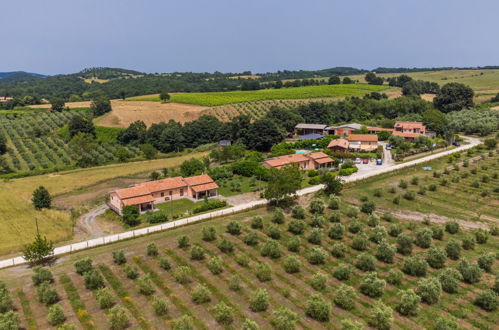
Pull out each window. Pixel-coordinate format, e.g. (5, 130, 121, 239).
(169, 191, 172, 196)
(180, 189, 184, 196)
(160, 192, 164, 197)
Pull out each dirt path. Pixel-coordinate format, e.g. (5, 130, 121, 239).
(385, 209, 492, 229)
(75, 205, 109, 238)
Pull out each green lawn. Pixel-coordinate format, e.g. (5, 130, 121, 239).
(128, 84, 390, 106)
(152, 199, 205, 218)
(217, 175, 265, 197)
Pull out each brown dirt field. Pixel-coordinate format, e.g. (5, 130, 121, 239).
(492, 105, 499, 110)
(97, 101, 208, 127)
(30, 101, 92, 108)
(420, 93, 436, 102)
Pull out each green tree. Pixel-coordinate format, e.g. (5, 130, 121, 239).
(328, 75, 341, 85)
(159, 92, 171, 102)
(322, 173, 343, 194)
(68, 116, 95, 137)
(180, 158, 205, 177)
(91, 96, 112, 116)
(433, 83, 474, 113)
(368, 301, 393, 330)
(0, 135, 7, 155)
(70, 133, 98, 167)
(264, 165, 302, 203)
(271, 306, 298, 330)
(32, 186, 51, 209)
(395, 289, 421, 316)
(122, 205, 140, 226)
(50, 98, 65, 112)
(23, 233, 54, 264)
(245, 119, 285, 152)
(140, 144, 158, 159)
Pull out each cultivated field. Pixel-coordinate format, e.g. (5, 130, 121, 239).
(127, 84, 390, 106)
(0, 152, 208, 256)
(0, 194, 496, 329)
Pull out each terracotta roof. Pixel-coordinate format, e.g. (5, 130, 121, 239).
(263, 154, 309, 167)
(392, 131, 422, 138)
(115, 185, 151, 199)
(140, 177, 186, 192)
(394, 121, 425, 129)
(307, 152, 330, 160)
(315, 157, 334, 164)
(348, 134, 378, 142)
(122, 195, 155, 206)
(295, 123, 327, 130)
(183, 174, 215, 186)
(191, 182, 219, 193)
(327, 138, 349, 149)
(368, 127, 394, 132)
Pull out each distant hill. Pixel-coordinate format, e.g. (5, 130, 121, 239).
(0, 71, 47, 79)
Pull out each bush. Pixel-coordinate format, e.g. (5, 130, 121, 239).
(333, 285, 357, 310)
(256, 262, 272, 282)
(345, 206, 359, 218)
(402, 190, 416, 201)
(348, 219, 362, 233)
(267, 225, 281, 240)
(444, 239, 461, 260)
(288, 219, 306, 235)
(190, 245, 205, 260)
(428, 184, 437, 191)
(0, 311, 20, 330)
(96, 288, 115, 309)
(369, 225, 388, 244)
(457, 258, 482, 283)
(340, 319, 363, 330)
(388, 224, 402, 237)
(328, 211, 341, 223)
(351, 233, 369, 251)
(386, 269, 404, 285)
(310, 272, 327, 291)
(173, 266, 192, 284)
(367, 214, 380, 227)
(249, 288, 270, 312)
(74, 257, 93, 275)
(328, 196, 341, 210)
(433, 316, 458, 330)
(261, 240, 282, 259)
(192, 199, 227, 213)
(396, 234, 413, 255)
(271, 307, 298, 330)
(218, 238, 235, 253)
(307, 246, 328, 265)
(291, 205, 305, 219)
(172, 315, 194, 330)
(270, 208, 285, 224)
(226, 221, 242, 235)
(124, 265, 138, 279)
(37, 281, 59, 305)
(430, 225, 444, 240)
(47, 304, 65, 326)
(108, 306, 129, 330)
(147, 242, 159, 256)
(309, 199, 325, 214)
(359, 272, 386, 298)
(333, 264, 353, 281)
(212, 302, 234, 325)
(243, 232, 259, 246)
(159, 257, 171, 270)
(474, 290, 498, 311)
(402, 255, 428, 277)
(376, 240, 396, 264)
(361, 201, 376, 214)
(137, 274, 155, 295)
(307, 228, 323, 245)
(152, 297, 168, 316)
(234, 254, 250, 267)
(191, 284, 211, 304)
(355, 252, 376, 271)
(201, 226, 217, 241)
(416, 277, 442, 304)
(32, 266, 54, 286)
(207, 256, 224, 275)
(331, 242, 347, 258)
(286, 236, 301, 252)
(414, 227, 433, 248)
(368, 301, 393, 330)
(398, 180, 408, 189)
(228, 276, 241, 291)
(305, 294, 331, 322)
(438, 268, 462, 293)
(474, 228, 489, 244)
(329, 223, 345, 240)
(445, 221, 460, 234)
(241, 319, 259, 330)
(251, 216, 264, 229)
(0, 285, 13, 314)
(477, 252, 495, 272)
(84, 269, 105, 290)
(283, 256, 301, 274)
(395, 289, 421, 316)
(112, 251, 126, 265)
(426, 247, 447, 269)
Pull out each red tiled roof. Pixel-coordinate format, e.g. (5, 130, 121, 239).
(392, 131, 422, 138)
(307, 152, 330, 160)
(140, 177, 186, 192)
(115, 185, 151, 199)
(394, 121, 425, 129)
(191, 182, 219, 193)
(315, 157, 334, 164)
(368, 127, 394, 132)
(348, 134, 378, 142)
(263, 154, 309, 167)
(183, 174, 215, 186)
(327, 138, 349, 149)
(122, 195, 155, 206)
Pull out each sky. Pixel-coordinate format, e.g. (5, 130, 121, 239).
(1, 0, 498, 75)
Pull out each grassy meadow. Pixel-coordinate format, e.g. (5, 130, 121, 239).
(127, 84, 390, 106)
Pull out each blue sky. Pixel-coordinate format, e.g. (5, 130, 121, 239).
(1, 0, 498, 75)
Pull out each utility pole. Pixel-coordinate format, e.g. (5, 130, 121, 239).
(35, 217, 40, 236)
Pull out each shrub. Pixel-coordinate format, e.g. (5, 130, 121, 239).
(270, 208, 285, 224)
(241, 319, 259, 330)
(428, 184, 437, 191)
(47, 304, 65, 326)
(261, 240, 282, 259)
(328, 211, 341, 223)
(226, 221, 241, 235)
(494, 275, 499, 294)
(309, 214, 325, 228)
(96, 288, 115, 309)
(218, 238, 235, 253)
(331, 243, 347, 258)
(147, 242, 159, 256)
(438, 268, 462, 293)
(112, 251, 126, 265)
(108, 306, 129, 330)
(137, 274, 155, 295)
(152, 297, 168, 316)
(340, 319, 363, 330)
(367, 214, 380, 227)
(457, 258, 482, 283)
(0, 285, 13, 313)
(490, 224, 499, 236)
(201, 226, 217, 241)
(291, 205, 305, 219)
(477, 252, 495, 272)
(84, 269, 105, 290)
(369, 225, 388, 244)
(74, 257, 93, 275)
(271, 307, 298, 330)
(410, 176, 419, 185)
(348, 219, 362, 233)
(418, 186, 427, 195)
(474, 290, 498, 311)
(414, 227, 433, 248)
(173, 266, 192, 284)
(207, 256, 224, 275)
(359, 272, 386, 298)
(124, 265, 138, 279)
(212, 302, 234, 325)
(402, 255, 428, 277)
(309, 198, 325, 214)
(345, 206, 359, 218)
(310, 272, 327, 291)
(305, 294, 331, 322)
(191, 284, 211, 304)
(243, 232, 259, 246)
(430, 225, 444, 240)
(267, 225, 281, 240)
(172, 315, 194, 330)
(416, 277, 442, 304)
(159, 257, 171, 270)
(288, 219, 306, 235)
(328, 196, 340, 210)
(333, 285, 357, 310)
(307, 228, 323, 245)
(388, 224, 402, 237)
(351, 233, 369, 251)
(0, 311, 20, 330)
(37, 281, 58, 305)
(234, 254, 250, 267)
(426, 247, 447, 269)
(355, 253, 376, 271)
(474, 228, 489, 244)
(402, 191, 416, 201)
(386, 269, 404, 285)
(228, 277, 241, 291)
(398, 180, 408, 189)
(444, 239, 462, 260)
(32, 266, 54, 286)
(249, 288, 270, 312)
(256, 262, 272, 282)
(283, 256, 301, 274)
(373, 188, 383, 198)
(329, 223, 345, 240)
(376, 240, 396, 264)
(445, 221, 460, 234)
(251, 216, 264, 229)
(286, 236, 301, 252)
(190, 245, 205, 260)
(433, 316, 458, 330)
(307, 246, 328, 265)
(396, 234, 413, 255)
(368, 301, 393, 330)
(462, 234, 476, 250)
(361, 201, 376, 214)
(333, 264, 354, 281)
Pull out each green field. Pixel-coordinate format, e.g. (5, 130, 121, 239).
(128, 84, 390, 106)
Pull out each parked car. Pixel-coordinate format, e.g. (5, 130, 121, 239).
(362, 158, 369, 164)
(354, 157, 361, 164)
(453, 141, 461, 146)
(423, 166, 432, 171)
(376, 159, 383, 165)
(386, 144, 392, 150)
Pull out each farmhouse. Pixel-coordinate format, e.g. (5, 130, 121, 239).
(367, 127, 394, 134)
(327, 138, 349, 151)
(327, 123, 362, 137)
(263, 152, 334, 170)
(394, 121, 426, 135)
(392, 131, 422, 140)
(294, 123, 328, 136)
(347, 134, 379, 151)
(108, 174, 219, 215)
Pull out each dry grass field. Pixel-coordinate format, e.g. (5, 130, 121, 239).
(30, 101, 92, 109)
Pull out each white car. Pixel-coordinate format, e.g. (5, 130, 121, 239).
(354, 157, 361, 164)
